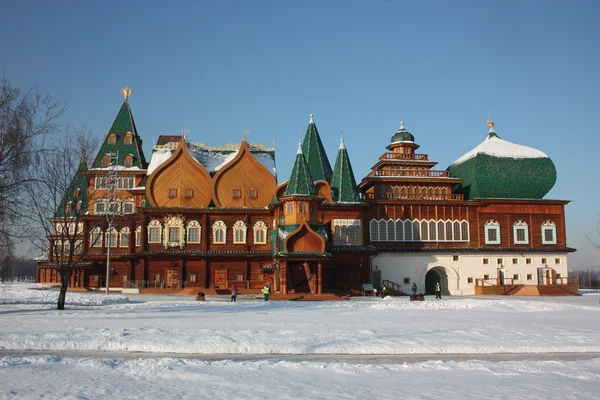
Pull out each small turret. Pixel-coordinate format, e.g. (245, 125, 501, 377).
(302, 114, 333, 183)
(331, 135, 359, 202)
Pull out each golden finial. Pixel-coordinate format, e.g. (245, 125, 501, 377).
(486, 120, 495, 130)
(121, 87, 133, 100)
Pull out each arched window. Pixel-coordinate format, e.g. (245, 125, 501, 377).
(437, 220, 445, 241)
(420, 220, 429, 241)
(253, 221, 268, 244)
(404, 220, 414, 241)
(105, 227, 118, 248)
(485, 220, 500, 244)
(108, 134, 117, 144)
(395, 219, 404, 241)
(513, 220, 529, 244)
(541, 221, 557, 244)
(213, 221, 227, 244)
(135, 226, 141, 247)
(286, 203, 294, 214)
(90, 227, 103, 247)
(101, 155, 110, 168)
(124, 155, 133, 168)
(400, 187, 407, 199)
(233, 221, 247, 244)
(187, 220, 201, 244)
(386, 219, 395, 241)
(120, 227, 130, 247)
(147, 220, 162, 243)
(442, 187, 447, 198)
(370, 219, 379, 241)
(124, 133, 133, 144)
(460, 221, 469, 241)
(429, 221, 437, 241)
(378, 219, 387, 241)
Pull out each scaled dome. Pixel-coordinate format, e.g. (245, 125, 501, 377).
(390, 121, 415, 144)
(447, 122, 556, 200)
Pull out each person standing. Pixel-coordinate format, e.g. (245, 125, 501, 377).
(381, 284, 388, 299)
(230, 284, 238, 302)
(412, 283, 417, 295)
(262, 284, 270, 301)
(435, 282, 442, 299)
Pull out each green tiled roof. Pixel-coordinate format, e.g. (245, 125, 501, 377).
(91, 100, 147, 169)
(301, 115, 332, 183)
(390, 121, 415, 144)
(285, 144, 316, 196)
(55, 160, 89, 218)
(331, 138, 359, 202)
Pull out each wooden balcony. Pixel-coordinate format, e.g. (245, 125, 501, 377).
(370, 169, 451, 178)
(362, 193, 464, 201)
(380, 153, 429, 161)
(474, 277, 578, 296)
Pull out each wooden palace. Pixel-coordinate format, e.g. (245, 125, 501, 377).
(36, 90, 577, 296)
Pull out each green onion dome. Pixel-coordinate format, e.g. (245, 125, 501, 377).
(448, 121, 556, 200)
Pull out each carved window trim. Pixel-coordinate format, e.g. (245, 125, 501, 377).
(213, 220, 227, 244)
(148, 220, 162, 243)
(187, 220, 201, 244)
(541, 221, 557, 245)
(253, 221, 268, 244)
(163, 215, 185, 249)
(233, 220, 247, 244)
(513, 220, 529, 245)
(484, 220, 501, 244)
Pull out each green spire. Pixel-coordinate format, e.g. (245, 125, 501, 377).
(301, 114, 333, 183)
(285, 143, 316, 196)
(91, 90, 147, 169)
(55, 160, 89, 218)
(331, 137, 359, 202)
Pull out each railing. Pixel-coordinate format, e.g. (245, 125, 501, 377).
(362, 193, 464, 201)
(371, 169, 451, 178)
(122, 280, 186, 289)
(380, 153, 429, 161)
(382, 279, 403, 294)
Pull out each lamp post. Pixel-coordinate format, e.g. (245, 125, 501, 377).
(105, 151, 119, 295)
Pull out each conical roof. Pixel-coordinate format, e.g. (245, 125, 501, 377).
(301, 114, 333, 183)
(448, 121, 556, 200)
(331, 138, 359, 202)
(285, 143, 316, 196)
(55, 160, 89, 218)
(91, 90, 147, 169)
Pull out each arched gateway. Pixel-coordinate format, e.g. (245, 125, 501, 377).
(422, 265, 459, 296)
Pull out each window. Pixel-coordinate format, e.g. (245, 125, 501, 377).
(541, 221, 557, 244)
(185, 189, 194, 198)
(153, 274, 160, 282)
(513, 274, 520, 281)
(74, 241, 82, 255)
(497, 258, 503, 265)
(213, 221, 227, 244)
(64, 202, 72, 214)
(105, 228, 118, 248)
(164, 215, 184, 248)
(124, 133, 132, 144)
(370, 219, 379, 241)
(286, 203, 294, 214)
(124, 156, 133, 168)
(168, 189, 177, 198)
(556, 273, 562, 279)
(249, 189, 258, 199)
(135, 226, 141, 247)
(403, 278, 410, 284)
(467, 277, 473, 284)
(233, 221, 247, 244)
(101, 155, 110, 167)
(512, 258, 519, 265)
(189, 273, 196, 283)
(257, 275, 263, 281)
(453, 255, 459, 261)
(333, 219, 361, 245)
(95, 201, 106, 215)
(527, 274, 533, 280)
(148, 220, 162, 243)
(483, 258, 489, 265)
(236, 275, 244, 281)
(232, 189, 241, 199)
(253, 221, 268, 244)
(123, 201, 134, 214)
(90, 227, 103, 247)
(513, 221, 529, 244)
(526, 258, 532, 265)
(555, 258, 561, 264)
(108, 134, 117, 144)
(120, 227, 130, 247)
(483, 274, 490, 280)
(369, 218, 469, 242)
(187, 221, 201, 244)
(484, 220, 501, 244)
(298, 202, 306, 213)
(541, 258, 547, 265)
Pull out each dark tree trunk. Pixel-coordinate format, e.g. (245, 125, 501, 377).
(57, 269, 72, 310)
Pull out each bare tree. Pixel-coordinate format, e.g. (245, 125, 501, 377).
(0, 77, 64, 252)
(25, 128, 100, 310)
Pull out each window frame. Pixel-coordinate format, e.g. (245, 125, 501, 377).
(484, 220, 501, 244)
(233, 220, 247, 244)
(541, 221, 557, 244)
(513, 221, 529, 244)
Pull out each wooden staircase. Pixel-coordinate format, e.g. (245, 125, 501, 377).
(504, 285, 579, 296)
(382, 279, 405, 295)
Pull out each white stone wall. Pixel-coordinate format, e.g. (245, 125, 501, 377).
(372, 252, 570, 296)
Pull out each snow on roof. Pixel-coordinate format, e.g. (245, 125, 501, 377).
(450, 134, 548, 167)
(147, 140, 277, 177)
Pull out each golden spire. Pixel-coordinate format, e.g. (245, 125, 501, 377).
(486, 120, 495, 132)
(121, 87, 133, 100)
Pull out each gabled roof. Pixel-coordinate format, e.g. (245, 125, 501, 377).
(301, 115, 332, 183)
(91, 98, 147, 169)
(331, 138, 359, 202)
(285, 143, 316, 196)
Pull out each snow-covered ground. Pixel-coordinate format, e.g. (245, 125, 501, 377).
(1, 283, 599, 399)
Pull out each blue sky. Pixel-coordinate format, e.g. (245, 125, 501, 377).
(2, 0, 599, 269)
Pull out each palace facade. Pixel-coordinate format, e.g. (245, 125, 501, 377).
(36, 91, 577, 296)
